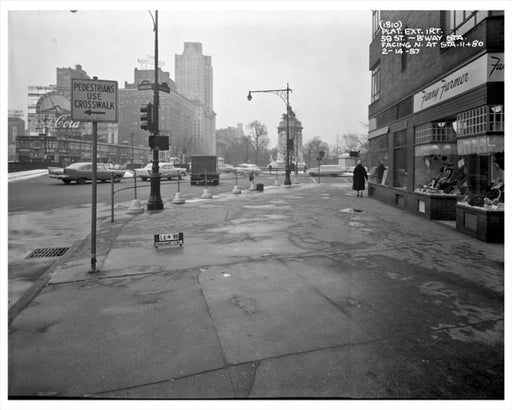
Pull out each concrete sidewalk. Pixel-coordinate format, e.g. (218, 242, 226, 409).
(8, 182, 504, 400)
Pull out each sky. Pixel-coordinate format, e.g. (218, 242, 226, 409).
(4, 2, 373, 148)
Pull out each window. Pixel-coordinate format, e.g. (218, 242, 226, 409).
(368, 134, 389, 184)
(414, 122, 457, 145)
(371, 64, 380, 103)
(372, 11, 381, 38)
(456, 105, 505, 137)
(446, 10, 487, 35)
(393, 130, 407, 189)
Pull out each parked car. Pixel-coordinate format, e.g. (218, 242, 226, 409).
(307, 164, 344, 177)
(219, 163, 236, 173)
(134, 162, 187, 181)
(48, 162, 125, 184)
(234, 163, 261, 175)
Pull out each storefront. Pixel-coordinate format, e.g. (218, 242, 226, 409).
(368, 52, 504, 242)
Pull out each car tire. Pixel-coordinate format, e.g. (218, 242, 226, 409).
(76, 178, 86, 184)
(141, 177, 147, 182)
(62, 179, 71, 184)
(114, 176, 121, 183)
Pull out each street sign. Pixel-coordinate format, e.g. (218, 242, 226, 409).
(154, 232, 184, 248)
(138, 80, 153, 91)
(137, 81, 170, 93)
(71, 79, 118, 123)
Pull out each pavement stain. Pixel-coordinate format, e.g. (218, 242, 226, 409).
(230, 294, 259, 314)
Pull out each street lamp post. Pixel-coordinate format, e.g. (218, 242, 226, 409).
(147, 9, 163, 210)
(247, 83, 293, 186)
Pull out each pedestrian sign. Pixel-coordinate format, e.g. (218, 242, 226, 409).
(71, 78, 118, 123)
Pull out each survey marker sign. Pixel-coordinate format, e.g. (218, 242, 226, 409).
(71, 78, 118, 123)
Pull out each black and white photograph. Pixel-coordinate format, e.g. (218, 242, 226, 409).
(2, 1, 510, 409)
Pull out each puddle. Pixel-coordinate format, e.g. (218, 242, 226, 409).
(339, 208, 363, 213)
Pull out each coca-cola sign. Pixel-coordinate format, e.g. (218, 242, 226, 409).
(52, 114, 81, 129)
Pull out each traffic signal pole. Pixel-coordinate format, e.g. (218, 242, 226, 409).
(147, 9, 163, 210)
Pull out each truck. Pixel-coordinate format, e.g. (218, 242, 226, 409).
(190, 155, 220, 185)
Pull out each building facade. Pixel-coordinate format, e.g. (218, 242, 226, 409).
(8, 116, 25, 161)
(27, 85, 56, 134)
(119, 68, 197, 163)
(175, 42, 216, 155)
(367, 10, 504, 242)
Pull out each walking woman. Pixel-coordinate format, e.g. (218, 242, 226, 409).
(353, 160, 368, 197)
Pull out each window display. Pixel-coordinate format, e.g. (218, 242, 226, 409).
(457, 152, 504, 211)
(414, 152, 460, 194)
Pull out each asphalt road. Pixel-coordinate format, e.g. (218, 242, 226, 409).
(8, 171, 306, 213)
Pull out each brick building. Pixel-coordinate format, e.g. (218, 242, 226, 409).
(367, 10, 504, 242)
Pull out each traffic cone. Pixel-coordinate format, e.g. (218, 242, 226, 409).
(201, 187, 213, 199)
(127, 199, 144, 214)
(172, 191, 185, 204)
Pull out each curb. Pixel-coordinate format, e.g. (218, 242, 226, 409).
(8, 215, 132, 325)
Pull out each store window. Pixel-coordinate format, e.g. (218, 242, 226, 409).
(368, 134, 389, 184)
(414, 122, 458, 193)
(371, 64, 380, 103)
(393, 130, 407, 189)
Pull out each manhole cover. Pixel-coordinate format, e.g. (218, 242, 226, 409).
(26, 247, 69, 259)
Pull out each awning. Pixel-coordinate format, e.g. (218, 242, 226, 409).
(414, 143, 457, 156)
(457, 135, 504, 155)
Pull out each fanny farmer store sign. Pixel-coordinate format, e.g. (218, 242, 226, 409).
(71, 79, 118, 123)
(413, 53, 504, 113)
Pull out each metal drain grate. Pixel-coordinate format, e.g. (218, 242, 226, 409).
(26, 247, 70, 259)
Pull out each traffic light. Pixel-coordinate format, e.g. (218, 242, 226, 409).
(140, 103, 155, 132)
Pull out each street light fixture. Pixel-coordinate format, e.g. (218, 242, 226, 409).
(246, 83, 293, 185)
(146, 9, 164, 210)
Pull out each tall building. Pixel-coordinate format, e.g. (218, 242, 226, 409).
(118, 68, 196, 162)
(175, 42, 216, 155)
(367, 10, 504, 241)
(27, 85, 56, 134)
(56, 64, 89, 95)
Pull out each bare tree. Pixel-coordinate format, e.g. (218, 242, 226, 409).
(246, 121, 269, 165)
(339, 133, 368, 155)
(303, 136, 330, 165)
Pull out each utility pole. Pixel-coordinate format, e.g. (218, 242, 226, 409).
(147, 9, 163, 210)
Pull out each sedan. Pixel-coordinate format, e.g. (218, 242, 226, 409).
(134, 162, 187, 181)
(234, 163, 261, 175)
(48, 162, 125, 184)
(219, 163, 236, 173)
(308, 164, 344, 177)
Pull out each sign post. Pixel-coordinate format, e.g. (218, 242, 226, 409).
(71, 77, 118, 273)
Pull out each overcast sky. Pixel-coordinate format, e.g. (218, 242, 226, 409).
(5, 3, 372, 148)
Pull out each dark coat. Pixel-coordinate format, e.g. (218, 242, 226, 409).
(353, 164, 368, 191)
